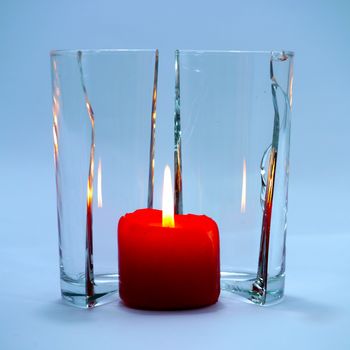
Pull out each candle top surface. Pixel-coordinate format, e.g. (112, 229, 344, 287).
(119, 208, 218, 233)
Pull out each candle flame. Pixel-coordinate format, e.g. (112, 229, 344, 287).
(98, 158, 103, 208)
(162, 165, 175, 227)
(240, 158, 247, 213)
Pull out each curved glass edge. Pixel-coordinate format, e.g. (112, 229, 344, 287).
(50, 48, 158, 57)
(177, 49, 294, 58)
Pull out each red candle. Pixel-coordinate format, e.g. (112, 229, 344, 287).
(118, 167, 220, 310)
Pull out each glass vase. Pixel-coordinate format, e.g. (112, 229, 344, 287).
(50, 49, 159, 308)
(173, 50, 294, 305)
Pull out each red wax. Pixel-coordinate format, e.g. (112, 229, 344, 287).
(118, 209, 220, 310)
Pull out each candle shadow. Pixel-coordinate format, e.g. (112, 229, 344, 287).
(117, 299, 226, 316)
(37, 297, 226, 324)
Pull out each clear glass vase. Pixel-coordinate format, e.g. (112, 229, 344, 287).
(50, 49, 158, 308)
(173, 50, 294, 305)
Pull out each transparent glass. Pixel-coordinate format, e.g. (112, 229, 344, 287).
(50, 49, 159, 308)
(174, 50, 294, 305)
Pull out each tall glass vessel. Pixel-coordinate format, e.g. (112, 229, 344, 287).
(51, 49, 158, 308)
(174, 50, 294, 305)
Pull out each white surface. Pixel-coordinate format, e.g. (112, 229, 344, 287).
(1, 232, 349, 350)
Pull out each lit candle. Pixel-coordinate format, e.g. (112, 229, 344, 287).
(118, 165, 220, 310)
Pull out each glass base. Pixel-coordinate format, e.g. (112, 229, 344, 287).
(220, 271, 285, 306)
(61, 273, 118, 308)
(60, 272, 284, 308)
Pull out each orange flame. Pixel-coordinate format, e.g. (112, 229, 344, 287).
(162, 165, 175, 228)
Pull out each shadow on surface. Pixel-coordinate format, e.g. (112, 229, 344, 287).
(271, 295, 338, 321)
(116, 299, 226, 317)
(38, 297, 227, 324)
(39, 294, 334, 324)
(38, 299, 111, 323)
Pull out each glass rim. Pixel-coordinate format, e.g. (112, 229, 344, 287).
(50, 48, 158, 57)
(50, 48, 294, 58)
(177, 49, 294, 56)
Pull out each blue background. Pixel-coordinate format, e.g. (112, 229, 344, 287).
(2, 0, 349, 237)
(1, 1, 349, 349)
